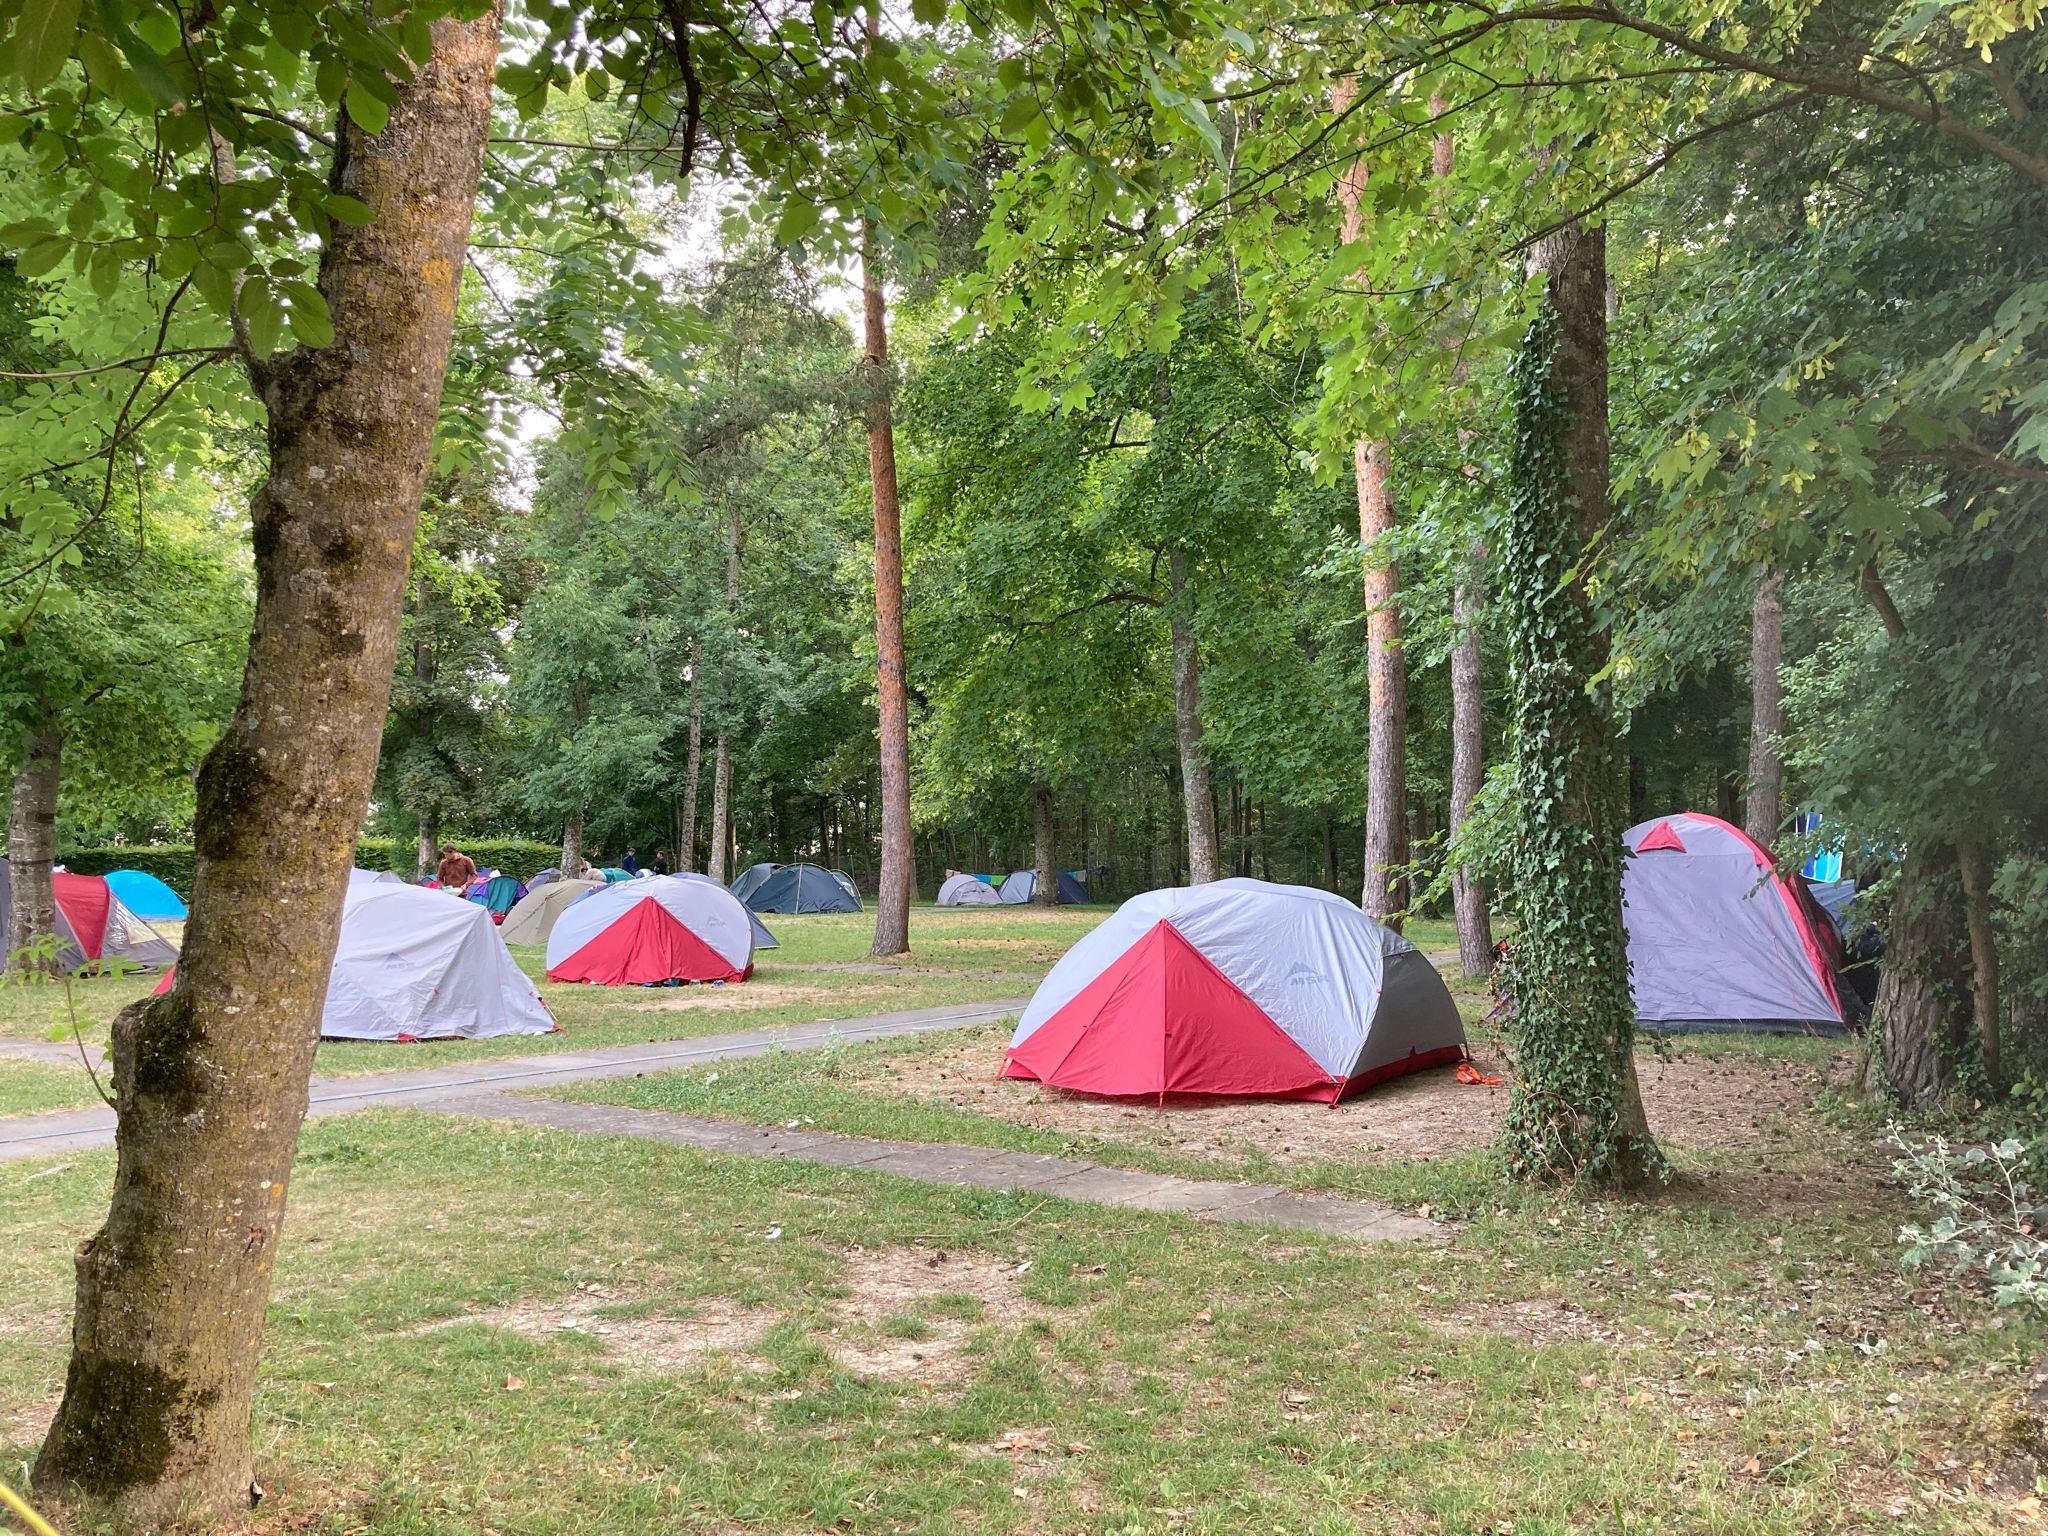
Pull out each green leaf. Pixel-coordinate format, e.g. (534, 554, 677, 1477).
(323, 193, 376, 225)
(15, 0, 82, 93)
(346, 76, 391, 136)
(75, 30, 121, 93)
(283, 282, 335, 347)
(774, 193, 820, 247)
(16, 236, 70, 279)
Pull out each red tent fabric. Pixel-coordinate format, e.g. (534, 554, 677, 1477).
(546, 893, 750, 985)
(1634, 820, 1687, 854)
(1003, 921, 1340, 1100)
(53, 872, 111, 960)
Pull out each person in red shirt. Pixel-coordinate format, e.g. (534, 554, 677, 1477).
(435, 845, 477, 892)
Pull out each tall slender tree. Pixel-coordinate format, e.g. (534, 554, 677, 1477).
(33, 10, 502, 1518)
(864, 214, 914, 952)
(1744, 568, 1784, 849)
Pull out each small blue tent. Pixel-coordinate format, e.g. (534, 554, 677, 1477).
(104, 869, 186, 921)
(745, 862, 861, 914)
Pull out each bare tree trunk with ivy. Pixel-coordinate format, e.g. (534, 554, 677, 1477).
(1498, 217, 1662, 1188)
(1449, 543, 1493, 976)
(7, 700, 62, 973)
(33, 11, 501, 1521)
(1169, 548, 1220, 883)
(1745, 568, 1784, 851)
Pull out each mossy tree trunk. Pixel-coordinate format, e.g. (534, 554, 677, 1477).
(1449, 543, 1494, 977)
(33, 10, 501, 1522)
(1863, 842, 1970, 1104)
(1498, 218, 1663, 1188)
(7, 698, 61, 974)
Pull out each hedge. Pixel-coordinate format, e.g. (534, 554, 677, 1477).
(60, 839, 563, 899)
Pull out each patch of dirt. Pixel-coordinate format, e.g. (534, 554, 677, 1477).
(626, 982, 900, 1013)
(417, 1284, 773, 1373)
(818, 1245, 1047, 1386)
(839, 1029, 1861, 1171)
(0, 1396, 56, 1448)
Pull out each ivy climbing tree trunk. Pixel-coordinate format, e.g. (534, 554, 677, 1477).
(1032, 781, 1058, 907)
(863, 214, 913, 956)
(1745, 568, 1784, 851)
(1498, 216, 1663, 1188)
(1449, 544, 1494, 977)
(678, 637, 703, 873)
(33, 10, 501, 1522)
(1168, 548, 1220, 883)
(1330, 77, 1406, 925)
(6, 699, 61, 974)
(1956, 840, 2000, 1090)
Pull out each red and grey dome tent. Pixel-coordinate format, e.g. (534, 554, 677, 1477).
(1002, 878, 1466, 1102)
(0, 862, 177, 972)
(1622, 812, 1848, 1034)
(545, 874, 754, 985)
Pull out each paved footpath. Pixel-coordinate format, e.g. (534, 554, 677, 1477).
(0, 994, 1441, 1244)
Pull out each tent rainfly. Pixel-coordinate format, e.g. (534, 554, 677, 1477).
(0, 863, 177, 972)
(743, 862, 861, 914)
(675, 870, 779, 948)
(154, 881, 554, 1041)
(103, 868, 186, 920)
(729, 862, 779, 905)
(498, 877, 605, 947)
(546, 875, 755, 985)
(1622, 812, 1849, 1033)
(936, 872, 1001, 907)
(1003, 878, 1465, 1102)
(998, 869, 1088, 905)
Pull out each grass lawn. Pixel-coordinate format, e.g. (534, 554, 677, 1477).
(4, 1101, 2040, 1535)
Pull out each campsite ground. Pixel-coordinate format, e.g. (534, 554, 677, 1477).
(3, 907, 2043, 1533)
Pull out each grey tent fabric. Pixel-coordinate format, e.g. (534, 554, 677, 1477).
(744, 862, 861, 914)
(1810, 879, 1857, 935)
(936, 873, 1001, 907)
(730, 863, 779, 905)
(676, 870, 779, 948)
(1622, 812, 1847, 1034)
(0, 860, 177, 971)
(998, 869, 1088, 904)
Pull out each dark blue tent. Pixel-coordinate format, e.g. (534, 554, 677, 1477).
(999, 870, 1088, 905)
(730, 862, 779, 905)
(745, 862, 861, 914)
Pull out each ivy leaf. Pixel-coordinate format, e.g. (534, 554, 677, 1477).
(15, 0, 82, 93)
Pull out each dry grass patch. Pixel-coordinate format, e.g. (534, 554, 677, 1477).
(819, 1244, 1050, 1387)
(624, 981, 900, 1013)
(416, 1284, 776, 1374)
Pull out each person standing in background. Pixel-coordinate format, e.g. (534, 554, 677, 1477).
(436, 844, 477, 892)
(621, 848, 639, 875)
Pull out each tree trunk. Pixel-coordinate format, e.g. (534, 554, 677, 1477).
(1331, 77, 1408, 926)
(409, 583, 437, 880)
(863, 213, 913, 956)
(1745, 568, 1784, 851)
(1031, 781, 1057, 906)
(1956, 840, 2000, 1090)
(7, 702, 62, 975)
(678, 637, 703, 873)
(416, 808, 438, 884)
(708, 500, 743, 885)
(1497, 214, 1662, 1189)
(1863, 842, 1971, 1105)
(33, 12, 500, 1520)
(560, 809, 583, 878)
(1449, 544, 1494, 976)
(1169, 549, 1220, 883)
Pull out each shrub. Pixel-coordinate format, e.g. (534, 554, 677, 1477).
(1890, 1124, 2048, 1309)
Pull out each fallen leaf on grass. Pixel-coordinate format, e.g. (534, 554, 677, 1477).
(504, 1375, 525, 1391)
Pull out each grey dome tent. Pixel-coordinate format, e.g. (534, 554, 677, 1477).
(1622, 812, 1849, 1034)
(937, 872, 1001, 907)
(0, 862, 177, 972)
(744, 862, 862, 914)
(730, 862, 779, 905)
(999, 869, 1087, 905)
(676, 870, 779, 948)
